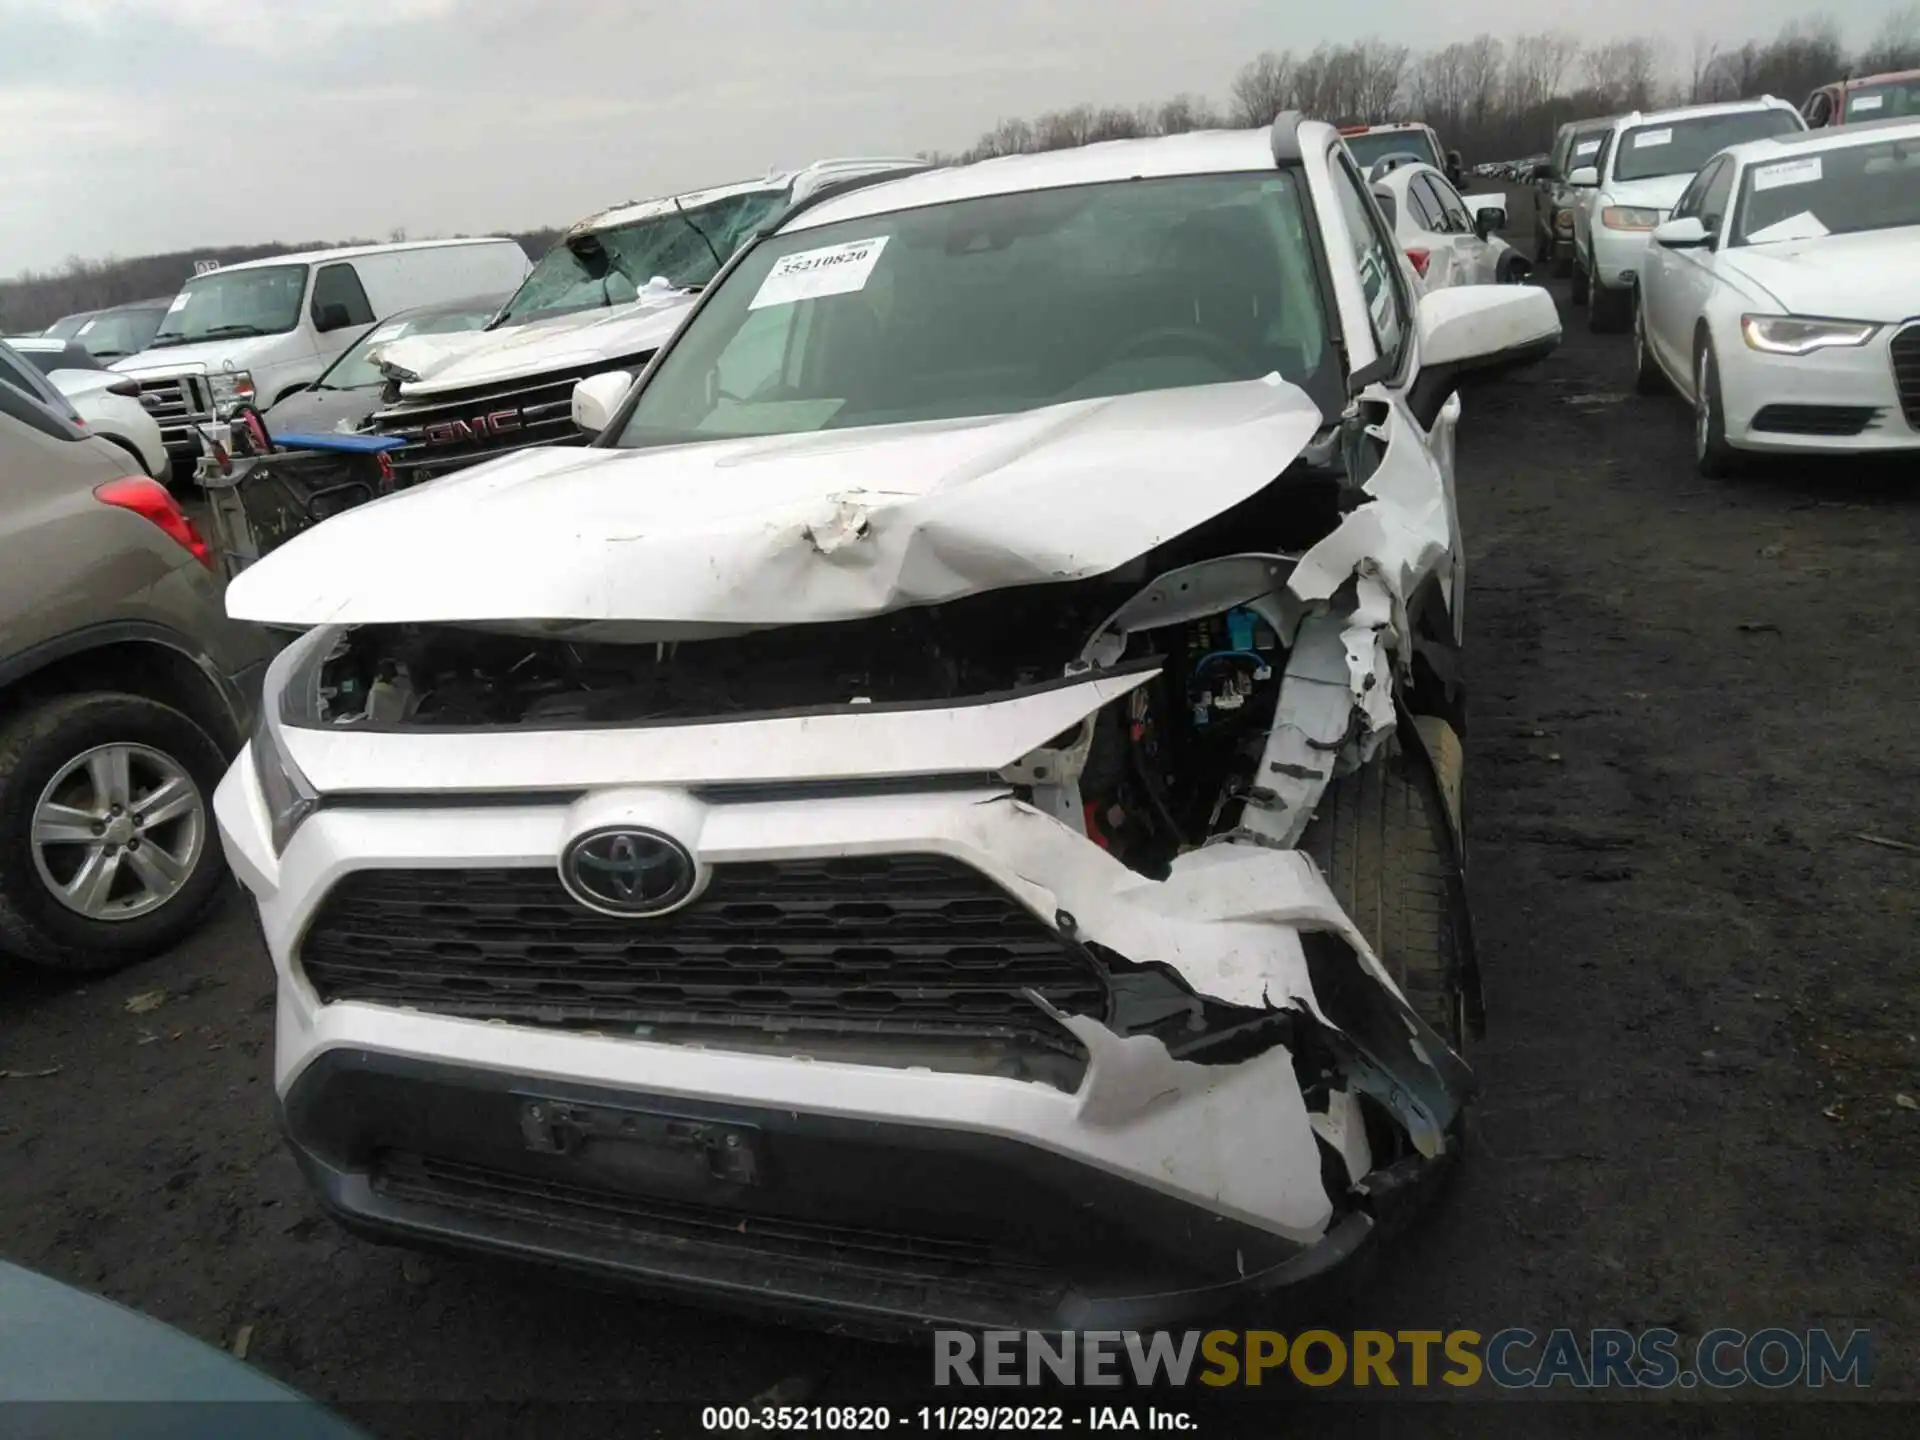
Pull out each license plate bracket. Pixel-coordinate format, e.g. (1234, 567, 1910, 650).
(516, 1096, 762, 1189)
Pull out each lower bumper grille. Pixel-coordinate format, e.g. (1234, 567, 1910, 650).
(299, 856, 1107, 1065)
(1750, 403, 1880, 437)
(1892, 325, 1920, 428)
(372, 1150, 1061, 1298)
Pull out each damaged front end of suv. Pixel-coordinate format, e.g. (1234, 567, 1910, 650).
(219, 394, 1479, 1332)
(212, 132, 1527, 1334)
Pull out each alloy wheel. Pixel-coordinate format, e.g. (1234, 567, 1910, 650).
(30, 743, 206, 921)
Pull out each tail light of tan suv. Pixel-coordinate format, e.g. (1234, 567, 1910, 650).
(94, 476, 214, 570)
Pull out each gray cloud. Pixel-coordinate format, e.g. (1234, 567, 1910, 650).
(0, 0, 1896, 274)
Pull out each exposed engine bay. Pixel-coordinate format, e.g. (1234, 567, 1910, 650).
(311, 578, 1295, 882)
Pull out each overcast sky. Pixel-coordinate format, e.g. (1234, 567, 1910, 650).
(0, 0, 1895, 275)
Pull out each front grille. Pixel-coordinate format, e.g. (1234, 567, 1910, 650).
(134, 375, 211, 451)
(366, 356, 646, 481)
(1750, 404, 1880, 437)
(1892, 324, 1920, 428)
(300, 856, 1107, 1061)
(371, 1151, 1065, 1321)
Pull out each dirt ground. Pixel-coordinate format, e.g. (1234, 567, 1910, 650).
(2, 198, 1915, 1436)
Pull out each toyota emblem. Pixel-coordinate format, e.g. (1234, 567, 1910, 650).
(559, 827, 698, 917)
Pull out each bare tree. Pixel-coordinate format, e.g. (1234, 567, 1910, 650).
(1230, 51, 1295, 127)
(1858, 4, 1920, 73)
(1154, 93, 1223, 134)
(1688, 36, 1721, 102)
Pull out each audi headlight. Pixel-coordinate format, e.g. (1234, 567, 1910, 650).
(1601, 206, 1661, 231)
(1740, 315, 1881, 356)
(252, 626, 335, 853)
(208, 369, 256, 416)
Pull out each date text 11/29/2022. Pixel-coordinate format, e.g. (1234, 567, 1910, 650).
(702, 1406, 1194, 1432)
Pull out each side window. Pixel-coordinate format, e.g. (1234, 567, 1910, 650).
(1406, 178, 1443, 231)
(1670, 165, 1712, 220)
(1698, 161, 1735, 236)
(1327, 150, 1410, 373)
(1805, 92, 1833, 127)
(1431, 178, 1474, 233)
(311, 263, 375, 331)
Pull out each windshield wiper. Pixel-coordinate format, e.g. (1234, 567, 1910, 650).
(146, 323, 268, 348)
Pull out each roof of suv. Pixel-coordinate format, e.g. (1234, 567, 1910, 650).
(1721, 112, 1920, 158)
(787, 129, 1300, 233)
(568, 158, 930, 239)
(211, 237, 524, 274)
(1609, 96, 1799, 132)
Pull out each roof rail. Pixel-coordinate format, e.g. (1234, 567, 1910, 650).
(762, 167, 924, 235)
(1271, 110, 1306, 164)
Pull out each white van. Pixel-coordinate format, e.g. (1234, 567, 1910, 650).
(113, 238, 530, 463)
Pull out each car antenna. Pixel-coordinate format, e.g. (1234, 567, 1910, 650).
(674, 196, 724, 274)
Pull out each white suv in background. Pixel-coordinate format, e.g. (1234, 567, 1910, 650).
(109, 240, 531, 467)
(359, 159, 927, 485)
(217, 119, 1559, 1332)
(1571, 97, 1805, 332)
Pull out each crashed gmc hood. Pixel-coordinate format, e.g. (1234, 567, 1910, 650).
(381, 290, 697, 397)
(1718, 226, 1920, 318)
(225, 378, 1326, 628)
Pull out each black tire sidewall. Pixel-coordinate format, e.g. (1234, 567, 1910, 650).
(0, 693, 231, 970)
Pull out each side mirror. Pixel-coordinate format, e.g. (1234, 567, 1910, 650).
(571, 369, 634, 435)
(1408, 285, 1562, 427)
(313, 303, 353, 333)
(1653, 216, 1711, 249)
(1472, 205, 1507, 241)
(1568, 166, 1600, 188)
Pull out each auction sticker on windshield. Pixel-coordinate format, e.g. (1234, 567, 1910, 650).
(750, 236, 890, 311)
(1633, 129, 1673, 148)
(1850, 94, 1885, 112)
(1753, 157, 1822, 192)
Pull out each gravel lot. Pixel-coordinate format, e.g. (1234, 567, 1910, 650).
(2, 217, 1915, 1434)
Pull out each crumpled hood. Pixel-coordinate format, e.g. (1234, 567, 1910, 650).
(111, 332, 285, 377)
(224, 377, 1326, 629)
(1601, 173, 1692, 214)
(381, 288, 696, 397)
(1718, 226, 1920, 318)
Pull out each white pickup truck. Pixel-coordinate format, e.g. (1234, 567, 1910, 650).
(360, 158, 928, 483)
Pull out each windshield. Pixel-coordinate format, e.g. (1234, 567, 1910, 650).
(43, 313, 91, 341)
(1614, 111, 1803, 181)
(496, 188, 791, 326)
(315, 303, 504, 390)
(1735, 135, 1920, 244)
(614, 172, 1335, 452)
(1845, 80, 1920, 121)
(77, 306, 165, 360)
(149, 264, 309, 347)
(1343, 129, 1442, 171)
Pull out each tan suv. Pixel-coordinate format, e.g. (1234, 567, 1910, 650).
(0, 342, 272, 971)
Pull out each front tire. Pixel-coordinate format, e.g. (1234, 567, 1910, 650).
(1632, 296, 1666, 395)
(0, 693, 230, 971)
(1301, 740, 1465, 1049)
(1693, 337, 1742, 479)
(1589, 273, 1631, 333)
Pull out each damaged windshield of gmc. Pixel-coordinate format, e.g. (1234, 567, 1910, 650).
(494, 186, 792, 326)
(615, 172, 1336, 448)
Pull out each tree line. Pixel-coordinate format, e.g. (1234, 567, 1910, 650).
(936, 12, 1918, 163)
(5, 11, 1916, 332)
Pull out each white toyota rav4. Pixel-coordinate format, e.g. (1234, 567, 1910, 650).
(217, 118, 1558, 1333)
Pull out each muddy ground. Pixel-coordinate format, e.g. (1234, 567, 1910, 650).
(2, 201, 1915, 1436)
